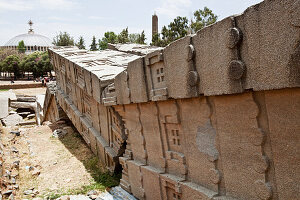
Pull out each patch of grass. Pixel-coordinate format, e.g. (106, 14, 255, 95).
(83, 157, 120, 189)
(0, 89, 9, 92)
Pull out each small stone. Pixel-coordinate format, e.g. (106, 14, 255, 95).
(13, 160, 20, 168)
(90, 195, 98, 200)
(13, 184, 19, 189)
(87, 190, 98, 196)
(31, 169, 41, 176)
(11, 147, 18, 153)
(11, 178, 16, 184)
(59, 196, 70, 200)
(3, 190, 13, 196)
(10, 131, 20, 136)
(8, 194, 14, 200)
(23, 190, 33, 195)
(25, 166, 34, 171)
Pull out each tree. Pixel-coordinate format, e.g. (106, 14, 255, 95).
(151, 7, 217, 47)
(191, 7, 218, 33)
(19, 52, 52, 78)
(137, 30, 146, 44)
(117, 27, 129, 44)
(53, 32, 74, 46)
(168, 16, 189, 42)
(129, 33, 140, 43)
(17, 40, 26, 53)
(90, 36, 98, 51)
(1, 55, 20, 79)
(76, 36, 86, 49)
(99, 31, 118, 50)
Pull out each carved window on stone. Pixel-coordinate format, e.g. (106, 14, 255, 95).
(171, 129, 180, 146)
(83, 92, 92, 121)
(156, 67, 165, 83)
(166, 188, 181, 200)
(172, 193, 181, 200)
(166, 124, 182, 153)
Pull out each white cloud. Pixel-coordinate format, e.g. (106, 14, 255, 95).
(0, 0, 33, 11)
(156, 0, 192, 19)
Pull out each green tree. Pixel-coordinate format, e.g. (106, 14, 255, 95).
(1, 55, 20, 79)
(17, 40, 26, 53)
(137, 30, 146, 44)
(53, 32, 74, 46)
(168, 16, 189, 42)
(117, 27, 129, 44)
(90, 36, 98, 51)
(191, 7, 218, 33)
(76, 36, 86, 49)
(19, 52, 52, 78)
(129, 33, 140, 43)
(98, 31, 118, 50)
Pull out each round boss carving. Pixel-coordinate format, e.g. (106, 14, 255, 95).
(187, 71, 199, 86)
(228, 60, 245, 80)
(185, 44, 195, 61)
(226, 27, 242, 48)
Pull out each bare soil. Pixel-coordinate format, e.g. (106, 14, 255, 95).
(0, 121, 118, 200)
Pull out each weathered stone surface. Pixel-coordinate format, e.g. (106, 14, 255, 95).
(164, 36, 198, 99)
(127, 58, 148, 103)
(236, 0, 300, 91)
(115, 71, 130, 105)
(264, 89, 300, 200)
(47, 2, 300, 199)
(2, 114, 23, 126)
(193, 17, 243, 96)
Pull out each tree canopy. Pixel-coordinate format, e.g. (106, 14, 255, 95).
(76, 36, 86, 49)
(152, 7, 217, 47)
(17, 40, 26, 53)
(90, 36, 98, 51)
(53, 32, 75, 46)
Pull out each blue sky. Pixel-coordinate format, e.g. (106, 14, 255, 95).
(0, 0, 263, 46)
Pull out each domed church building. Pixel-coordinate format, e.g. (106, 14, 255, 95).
(3, 20, 52, 54)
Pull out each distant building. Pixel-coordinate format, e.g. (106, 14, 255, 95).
(2, 20, 52, 54)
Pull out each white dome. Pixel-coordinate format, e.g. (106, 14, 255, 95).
(4, 32, 52, 47)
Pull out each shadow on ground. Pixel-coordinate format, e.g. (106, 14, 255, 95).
(47, 121, 121, 196)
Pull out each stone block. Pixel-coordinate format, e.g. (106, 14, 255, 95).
(80, 116, 92, 146)
(127, 57, 148, 103)
(91, 71, 102, 103)
(264, 88, 300, 200)
(123, 104, 147, 164)
(164, 36, 199, 99)
(139, 102, 166, 171)
(96, 135, 109, 165)
(98, 103, 110, 144)
(214, 92, 268, 199)
(115, 71, 130, 105)
(179, 97, 219, 191)
(84, 69, 92, 96)
(127, 160, 145, 200)
(236, 0, 300, 91)
(180, 181, 218, 200)
(140, 165, 163, 200)
(89, 127, 100, 155)
(193, 17, 243, 95)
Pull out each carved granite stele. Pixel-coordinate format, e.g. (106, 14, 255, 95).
(45, 0, 300, 199)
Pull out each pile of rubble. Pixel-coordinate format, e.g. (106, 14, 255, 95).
(0, 128, 21, 200)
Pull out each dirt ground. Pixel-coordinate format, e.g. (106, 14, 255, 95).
(1, 121, 119, 200)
